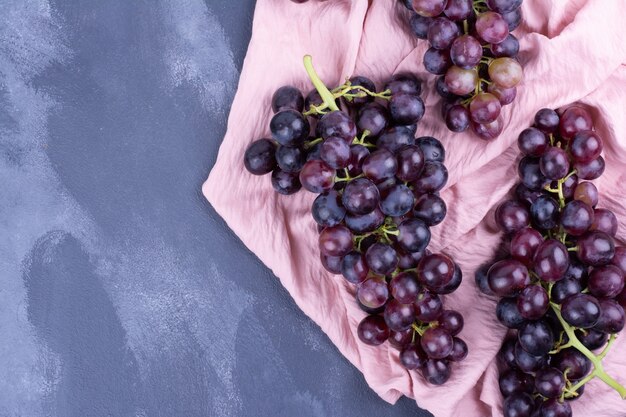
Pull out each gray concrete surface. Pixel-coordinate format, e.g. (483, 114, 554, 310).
(0, 0, 432, 416)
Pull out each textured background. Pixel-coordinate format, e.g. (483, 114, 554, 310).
(0, 0, 431, 416)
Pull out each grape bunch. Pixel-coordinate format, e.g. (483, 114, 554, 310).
(477, 106, 626, 417)
(244, 55, 468, 385)
(400, 0, 524, 139)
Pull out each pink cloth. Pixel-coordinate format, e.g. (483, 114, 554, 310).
(203, 0, 626, 415)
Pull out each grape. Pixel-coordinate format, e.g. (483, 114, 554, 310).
(409, 13, 433, 39)
(472, 116, 504, 140)
(436, 76, 455, 99)
(488, 57, 523, 88)
(502, 7, 522, 31)
(414, 290, 443, 321)
(570, 130, 603, 163)
(576, 230, 615, 266)
(304, 89, 324, 116)
(595, 299, 625, 333)
(321, 253, 342, 274)
(357, 102, 389, 137)
(530, 195, 559, 230)
(448, 337, 468, 361)
(377, 126, 416, 153)
(559, 173, 578, 200)
(573, 181, 598, 207)
(438, 310, 464, 336)
(317, 110, 356, 142)
(347, 144, 370, 176)
(438, 263, 462, 294)
(511, 228, 543, 264)
(389, 328, 414, 349)
(488, 84, 517, 105)
(499, 337, 518, 369)
(300, 160, 335, 192)
(561, 200, 594, 236)
(359, 298, 386, 315)
(476, 11, 509, 44)
(424, 47, 453, 75)
(612, 246, 626, 274)
(400, 343, 429, 369)
(487, 259, 530, 296)
(591, 208, 618, 236)
(518, 128, 548, 157)
(341, 251, 369, 284)
(306, 141, 322, 161)
(534, 108, 560, 133)
(515, 341, 548, 372)
(244, 139, 277, 175)
(390, 272, 420, 303)
(491, 34, 520, 57)
(551, 278, 582, 304)
(561, 293, 601, 328)
(469, 93, 502, 124)
(345, 208, 385, 233)
(518, 320, 554, 356)
(533, 239, 569, 282)
(276, 145, 306, 173)
(271, 169, 302, 194)
(574, 156, 605, 180)
(396, 145, 425, 181)
(381, 184, 415, 216)
(552, 348, 591, 380)
(397, 247, 427, 269)
(559, 106, 592, 139)
(534, 368, 565, 399)
(357, 277, 390, 309)
(444, 0, 472, 20)
(365, 243, 399, 275)
(417, 253, 455, 290)
(450, 35, 483, 69)
(499, 369, 534, 396)
(414, 193, 447, 226)
(319, 225, 353, 256)
(497, 297, 526, 329)
(518, 157, 549, 190)
(445, 104, 471, 132)
(270, 109, 310, 146)
(428, 17, 461, 50)
(517, 285, 549, 320)
(539, 146, 570, 180)
(384, 299, 417, 331)
(539, 399, 572, 417)
(342, 178, 380, 214)
(421, 327, 454, 359)
(487, 0, 522, 13)
(588, 265, 624, 298)
(347, 76, 376, 106)
(412, 0, 448, 17)
(320, 136, 351, 169)
(576, 328, 608, 350)
(445, 66, 478, 95)
(389, 93, 425, 125)
(496, 200, 530, 233)
(422, 359, 451, 385)
(413, 161, 449, 193)
(362, 149, 398, 182)
(357, 315, 390, 346)
(387, 73, 422, 96)
(515, 183, 544, 206)
(272, 86, 304, 113)
(397, 218, 431, 253)
(503, 393, 534, 417)
(417, 136, 446, 162)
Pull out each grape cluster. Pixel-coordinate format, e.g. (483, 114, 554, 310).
(244, 55, 468, 384)
(400, 0, 523, 139)
(477, 106, 626, 416)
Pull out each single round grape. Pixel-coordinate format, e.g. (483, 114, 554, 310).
(448, 337, 468, 361)
(270, 109, 309, 146)
(386, 72, 422, 97)
(445, 66, 478, 95)
(400, 343, 429, 369)
(436, 75, 455, 98)
(444, 0, 472, 20)
(271, 169, 301, 195)
(534, 108, 560, 133)
(539, 399, 572, 417)
(423, 47, 453, 75)
(272, 85, 304, 113)
(366, 243, 399, 275)
(396, 145, 425, 182)
(530, 195, 559, 230)
(486, 0, 522, 13)
(341, 251, 369, 284)
(535, 367, 565, 399)
(570, 130, 603, 163)
(561, 200, 594, 236)
(450, 35, 483, 68)
(595, 298, 625, 333)
(488, 83, 517, 105)
(552, 348, 591, 380)
(487, 259, 530, 296)
(518, 320, 554, 356)
(299, 160, 335, 193)
(559, 106, 593, 139)
(412, 0, 448, 17)
(381, 184, 415, 217)
(377, 126, 416, 153)
(470, 92, 502, 124)
(347, 144, 370, 176)
(320, 253, 342, 274)
(275, 144, 305, 173)
(341, 178, 380, 215)
(428, 17, 461, 50)
(576, 328, 608, 350)
(413, 161, 448, 193)
(320, 136, 351, 169)
(357, 102, 389, 137)
(445, 104, 471, 132)
(409, 13, 433, 39)
(357, 315, 390, 346)
(551, 278, 582, 304)
(244, 139, 277, 175)
(389, 93, 425, 125)
(345, 208, 385, 233)
(561, 293, 601, 328)
(417, 253, 455, 291)
(502, 7, 522, 31)
(514, 341, 548, 373)
(437, 263, 462, 294)
(362, 149, 398, 182)
(384, 299, 417, 332)
(534, 239, 569, 282)
(499, 337, 517, 369)
(390, 272, 420, 304)
(517, 285, 549, 320)
(421, 327, 454, 359)
(591, 208, 618, 237)
(438, 310, 464, 336)
(503, 393, 534, 417)
(346, 75, 376, 106)
(573, 181, 598, 207)
(588, 265, 624, 298)
(397, 247, 426, 269)
(515, 183, 544, 206)
(476, 11, 509, 44)
(511, 228, 543, 264)
(389, 328, 414, 349)
(397, 218, 431, 253)
(471, 116, 504, 140)
(319, 225, 353, 257)
(417, 136, 446, 162)
(414, 290, 443, 321)
(496, 200, 530, 233)
(499, 369, 534, 397)
(491, 33, 520, 57)
(517, 127, 548, 157)
(422, 359, 451, 385)
(518, 156, 549, 190)
(489, 57, 523, 88)
(576, 231, 615, 266)
(414, 193, 447, 226)
(317, 110, 356, 142)
(539, 146, 570, 180)
(357, 277, 390, 309)
(496, 297, 526, 329)
(574, 156, 605, 180)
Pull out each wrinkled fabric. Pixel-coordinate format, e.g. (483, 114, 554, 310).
(203, 0, 626, 415)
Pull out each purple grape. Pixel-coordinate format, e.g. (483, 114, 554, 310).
(574, 156, 605, 180)
(414, 290, 443, 321)
(595, 298, 625, 333)
(389, 328, 414, 350)
(517, 127, 548, 157)
(486, 0, 522, 13)
(576, 231, 615, 266)
(487, 259, 530, 296)
(413, 161, 448, 193)
(503, 393, 534, 417)
(272, 85, 304, 113)
(271, 169, 301, 195)
(573, 181, 598, 207)
(450, 35, 483, 69)
(511, 228, 543, 264)
(591, 208, 618, 236)
(437, 263, 462, 294)
(417, 253, 455, 291)
(469, 93, 502, 124)
(471, 115, 503, 140)
(497, 297, 526, 329)
(530, 195, 559, 230)
(396, 145, 425, 182)
(341, 251, 369, 284)
(400, 343, 428, 369)
(384, 299, 417, 331)
(444, 0, 472, 20)
(377, 126, 416, 153)
(535, 367, 565, 399)
(317, 110, 356, 142)
(561, 200, 594, 236)
(422, 359, 451, 385)
(588, 265, 624, 298)
(347, 144, 370, 176)
(397, 247, 427, 269)
(414, 193, 447, 226)
(517, 285, 549, 320)
(552, 348, 591, 380)
(496, 200, 530, 233)
(381, 184, 416, 217)
(502, 8, 522, 31)
(319, 225, 353, 256)
(320, 136, 351, 169)
(357, 315, 390, 346)
(397, 218, 431, 253)
(445, 104, 471, 132)
(276, 144, 306, 173)
(576, 328, 608, 350)
(499, 337, 518, 369)
(476, 11, 509, 44)
(571, 130, 603, 163)
(390, 272, 420, 304)
(533, 239, 569, 282)
(499, 369, 534, 396)
(518, 320, 554, 356)
(612, 246, 626, 274)
(515, 183, 544, 206)
(357, 102, 389, 137)
(539, 399, 572, 417)
(561, 294, 601, 328)
(346, 75, 376, 106)
(389, 93, 425, 125)
(412, 0, 448, 17)
(244, 138, 277, 175)
(551, 278, 582, 304)
(488, 84, 517, 106)
(424, 47, 453, 75)
(270, 109, 310, 146)
(444, 65, 478, 95)
(421, 327, 454, 359)
(438, 310, 464, 336)
(357, 277, 390, 309)
(448, 337, 468, 361)
(518, 156, 549, 190)
(409, 13, 433, 39)
(342, 177, 380, 215)
(559, 106, 592, 139)
(345, 208, 385, 233)
(299, 160, 335, 193)
(540, 146, 570, 180)
(362, 149, 398, 182)
(515, 341, 548, 373)
(366, 243, 399, 275)
(534, 108, 560, 133)
(416, 136, 445, 162)
(491, 34, 520, 57)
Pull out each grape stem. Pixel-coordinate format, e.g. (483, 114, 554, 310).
(303, 55, 340, 112)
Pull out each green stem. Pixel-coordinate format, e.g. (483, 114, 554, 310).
(303, 55, 339, 112)
(411, 323, 426, 336)
(304, 137, 323, 149)
(599, 334, 617, 360)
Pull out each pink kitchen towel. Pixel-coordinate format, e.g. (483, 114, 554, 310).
(203, 0, 626, 416)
